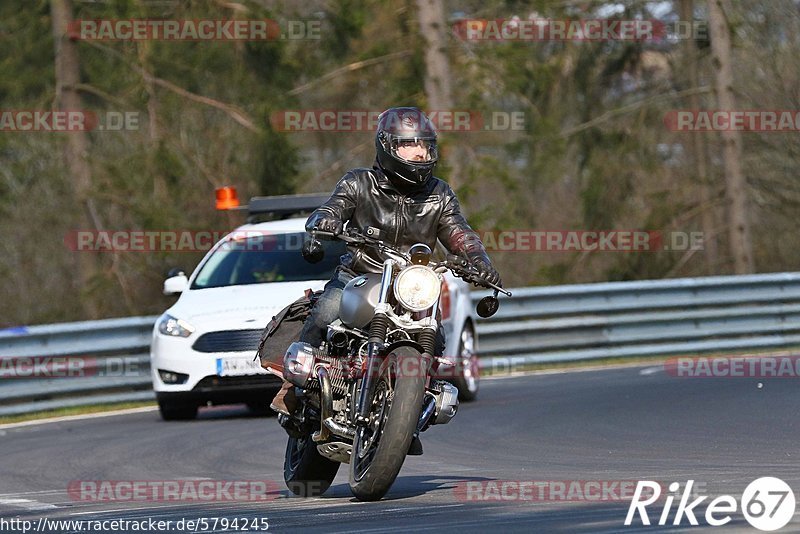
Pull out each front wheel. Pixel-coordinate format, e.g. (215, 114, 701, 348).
(284, 434, 340, 497)
(451, 323, 479, 402)
(349, 347, 426, 501)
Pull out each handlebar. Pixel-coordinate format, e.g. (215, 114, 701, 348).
(309, 228, 512, 297)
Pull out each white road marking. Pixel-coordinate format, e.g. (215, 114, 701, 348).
(0, 406, 158, 430)
(639, 365, 664, 375)
(0, 498, 58, 511)
(483, 360, 666, 380)
(0, 489, 64, 497)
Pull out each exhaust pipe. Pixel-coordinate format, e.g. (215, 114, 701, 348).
(312, 366, 355, 441)
(416, 394, 437, 433)
(312, 366, 333, 443)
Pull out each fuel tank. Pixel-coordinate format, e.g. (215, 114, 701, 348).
(339, 273, 382, 329)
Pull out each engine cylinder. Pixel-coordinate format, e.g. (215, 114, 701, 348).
(282, 341, 320, 388)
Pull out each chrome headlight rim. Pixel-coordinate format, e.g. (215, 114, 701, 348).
(157, 314, 195, 338)
(393, 265, 441, 312)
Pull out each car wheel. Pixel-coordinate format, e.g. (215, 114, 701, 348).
(246, 401, 275, 416)
(451, 323, 479, 402)
(158, 400, 198, 421)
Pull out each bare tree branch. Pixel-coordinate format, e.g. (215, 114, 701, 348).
(80, 40, 259, 132)
(556, 86, 712, 139)
(288, 51, 413, 96)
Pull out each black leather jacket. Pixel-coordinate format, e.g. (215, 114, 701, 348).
(306, 162, 494, 274)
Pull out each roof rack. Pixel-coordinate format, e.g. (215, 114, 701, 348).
(246, 192, 328, 214)
(244, 193, 328, 222)
(215, 187, 329, 221)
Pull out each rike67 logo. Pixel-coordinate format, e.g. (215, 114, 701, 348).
(625, 478, 796, 531)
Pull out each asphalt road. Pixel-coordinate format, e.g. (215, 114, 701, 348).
(1, 365, 799, 533)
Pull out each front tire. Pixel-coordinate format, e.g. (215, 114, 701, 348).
(284, 434, 340, 497)
(451, 323, 479, 402)
(349, 347, 426, 501)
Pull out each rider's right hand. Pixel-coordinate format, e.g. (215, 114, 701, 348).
(313, 216, 343, 235)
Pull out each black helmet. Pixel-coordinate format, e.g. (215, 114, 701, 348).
(375, 107, 438, 189)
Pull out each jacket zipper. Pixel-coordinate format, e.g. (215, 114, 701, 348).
(393, 195, 403, 245)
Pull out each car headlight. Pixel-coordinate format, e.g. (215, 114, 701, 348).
(157, 314, 195, 337)
(393, 265, 441, 312)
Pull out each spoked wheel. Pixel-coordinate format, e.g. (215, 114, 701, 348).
(349, 347, 425, 501)
(452, 323, 479, 401)
(284, 433, 340, 497)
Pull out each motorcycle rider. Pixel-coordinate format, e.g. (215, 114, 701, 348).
(271, 107, 501, 423)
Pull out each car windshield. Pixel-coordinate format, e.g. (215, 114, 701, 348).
(190, 232, 346, 289)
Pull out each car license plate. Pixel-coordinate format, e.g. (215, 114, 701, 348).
(216, 356, 268, 377)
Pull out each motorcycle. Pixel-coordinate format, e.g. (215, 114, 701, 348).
(277, 228, 510, 501)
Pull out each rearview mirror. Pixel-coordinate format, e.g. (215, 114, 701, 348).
(164, 268, 188, 295)
(302, 239, 324, 264)
(476, 295, 500, 318)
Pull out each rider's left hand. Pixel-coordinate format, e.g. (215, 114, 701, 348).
(472, 258, 502, 286)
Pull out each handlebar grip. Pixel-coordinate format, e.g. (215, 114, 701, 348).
(311, 229, 338, 240)
(446, 254, 468, 267)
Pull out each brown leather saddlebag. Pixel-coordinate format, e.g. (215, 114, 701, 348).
(255, 289, 320, 377)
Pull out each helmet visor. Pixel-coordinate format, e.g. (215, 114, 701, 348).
(389, 136, 438, 164)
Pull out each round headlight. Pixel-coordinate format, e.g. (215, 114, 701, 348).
(393, 265, 441, 312)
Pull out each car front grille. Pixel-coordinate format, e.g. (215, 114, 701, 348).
(192, 329, 263, 353)
(195, 375, 280, 389)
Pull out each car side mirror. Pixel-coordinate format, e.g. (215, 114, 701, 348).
(164, 268, 188, 295)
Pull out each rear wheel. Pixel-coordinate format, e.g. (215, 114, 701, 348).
(451, 323, 479, 401)
(158, 400, 198, 421)
(349, 347, 425, 501)
(284, 434, 340, 497)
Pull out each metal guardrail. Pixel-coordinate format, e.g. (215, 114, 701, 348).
(0, 317, 157, 417)
(473, 272, 800, 369)
(2, 272, 800, 416)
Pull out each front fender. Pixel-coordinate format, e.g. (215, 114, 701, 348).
(379, 339, 433, 380)
(382, 339, 426, 357)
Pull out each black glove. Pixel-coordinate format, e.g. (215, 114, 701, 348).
(313, 215, 343, 235)
(472, 257, 502, 286)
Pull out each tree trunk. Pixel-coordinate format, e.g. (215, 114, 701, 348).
(415, 0, 461, 189)
(708, 0, 754, 273)
(680, 0, 719, 273)
(51, 0, 100, 317)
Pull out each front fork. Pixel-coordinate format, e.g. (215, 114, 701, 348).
(355, 259, 395, 426)
(354, 259, 441, 426)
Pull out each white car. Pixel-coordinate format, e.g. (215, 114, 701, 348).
(150, 193, 480, 421)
